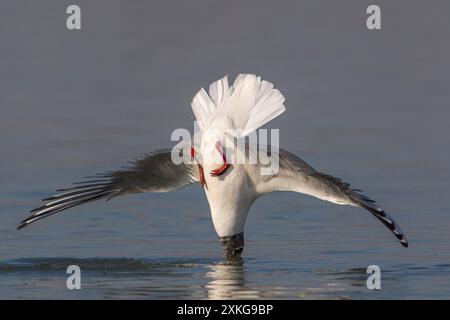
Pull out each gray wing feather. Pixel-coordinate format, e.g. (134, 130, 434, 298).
(18, 149, 198, 229)
(276, 149, 408, 247)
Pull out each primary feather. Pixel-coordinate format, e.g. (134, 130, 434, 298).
(18, 148, 198, 230)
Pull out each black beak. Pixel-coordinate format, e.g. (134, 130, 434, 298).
(219, 233, 244, 260)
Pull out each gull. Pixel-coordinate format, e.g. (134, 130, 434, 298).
(18, 74, 408, 258)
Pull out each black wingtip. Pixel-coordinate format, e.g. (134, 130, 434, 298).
(400, 238, 409, 248)
(17, 223, 27, 230)
(356, 199, 409, 249)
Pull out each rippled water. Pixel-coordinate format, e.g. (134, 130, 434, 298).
(2, 257, 448, 300)
(1, 0, 450, 299)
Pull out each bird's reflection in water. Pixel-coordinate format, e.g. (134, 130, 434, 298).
(205, 258, 260, 299)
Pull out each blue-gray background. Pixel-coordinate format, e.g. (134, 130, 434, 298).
(1, 0, 449, 299)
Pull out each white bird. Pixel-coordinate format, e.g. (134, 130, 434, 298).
(18, 74, 408, 258)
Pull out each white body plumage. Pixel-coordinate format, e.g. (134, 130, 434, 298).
(192, 74, 286, 237)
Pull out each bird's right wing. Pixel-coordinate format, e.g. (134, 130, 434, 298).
(260, 149, 408, 247)
(18, 148, 199, 229)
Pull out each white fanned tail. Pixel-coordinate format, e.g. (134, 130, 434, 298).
(191, 74, 286, 136)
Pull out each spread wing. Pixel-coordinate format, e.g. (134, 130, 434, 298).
(18, 148, 199, 229)
(264, 149, 408, 247)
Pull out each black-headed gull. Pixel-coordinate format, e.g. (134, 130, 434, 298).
(19, 74, 408, 258)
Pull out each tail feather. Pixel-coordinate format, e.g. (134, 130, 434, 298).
(242, 88, 285, 137)
(208, 76, 229, 107)
(191, 74, 286, 135)
(191, 88, 216, 130)
(230, 74, 285, 137)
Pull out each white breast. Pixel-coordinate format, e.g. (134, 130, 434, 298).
(202, 162, 256, 237)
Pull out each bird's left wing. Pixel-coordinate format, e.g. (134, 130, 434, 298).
(18, 148, 199, 229)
